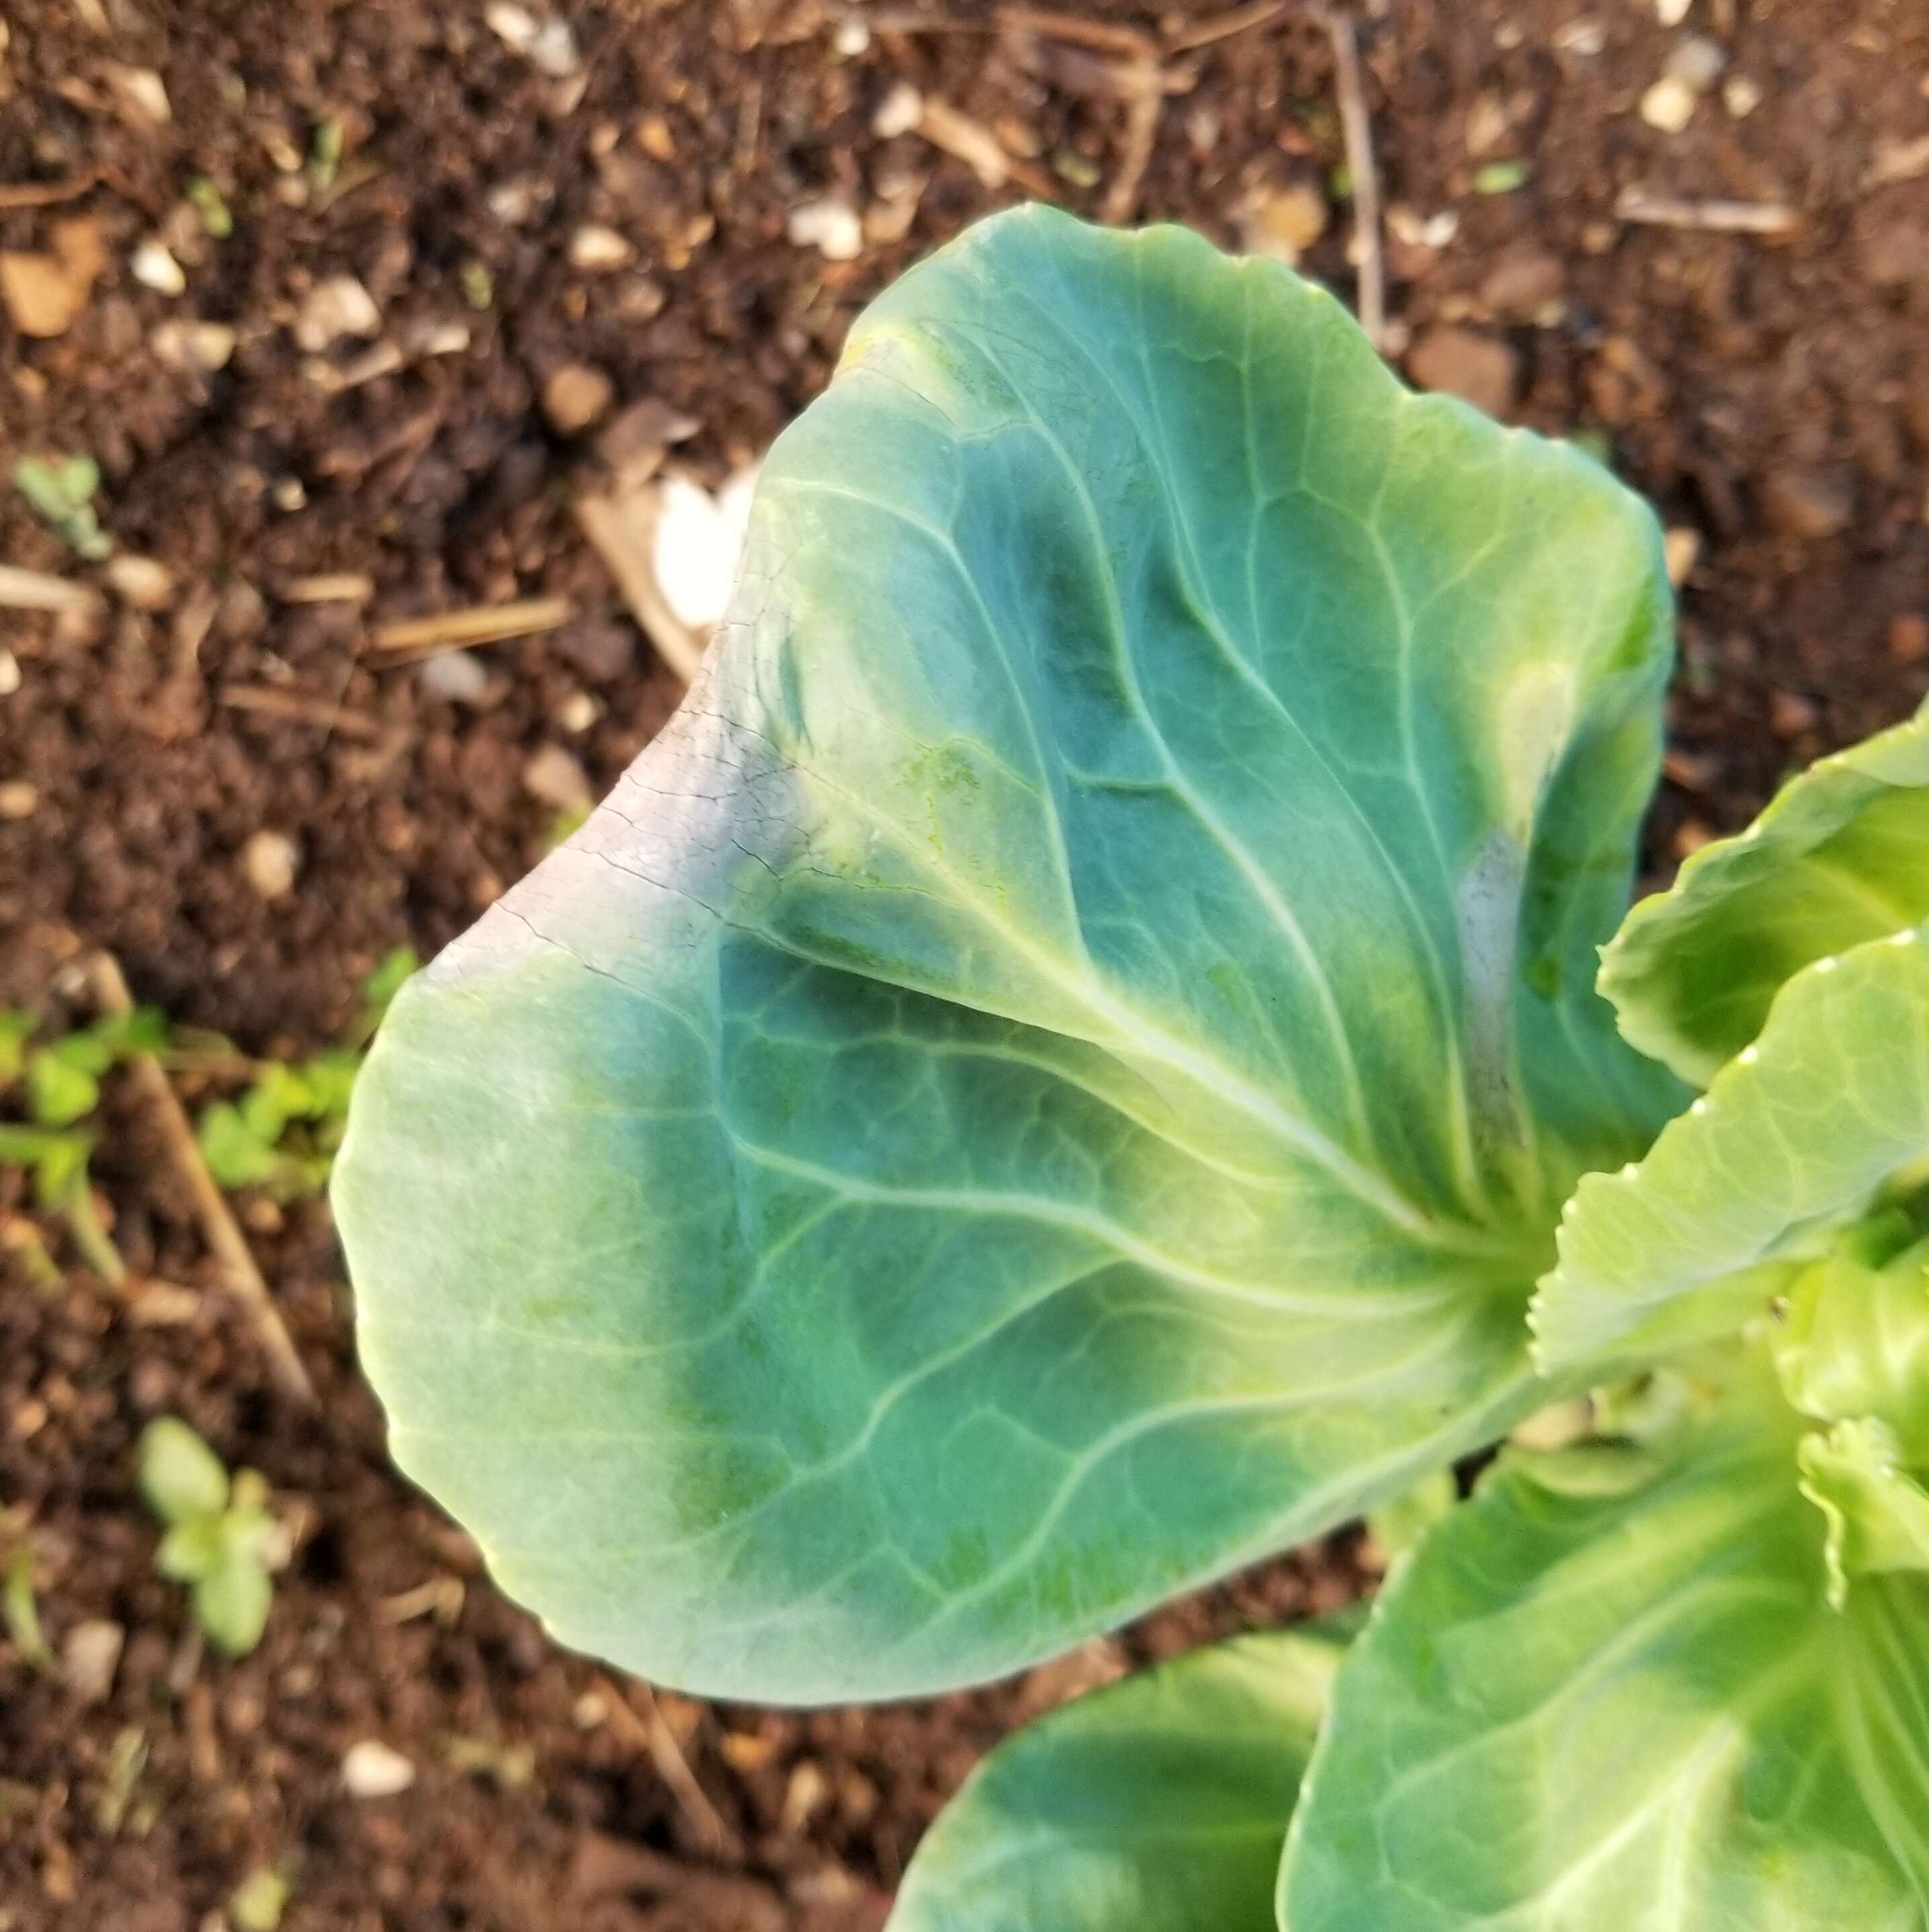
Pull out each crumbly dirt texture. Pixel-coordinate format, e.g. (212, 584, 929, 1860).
(2, 1, 1926, 1926)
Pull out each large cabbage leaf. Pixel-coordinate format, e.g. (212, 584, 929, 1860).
(1279, 1384, 1929, 1931)
(335, 207, 1680, 1701)
(888, 1618, 1353, 1932)
(1602, 703, 1929, 1086)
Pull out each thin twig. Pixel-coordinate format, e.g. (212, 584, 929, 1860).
(219, 685, 386, 739)
(1324, 8, 1386, 349)
(574, 490, 704, 685)
(88, 953, 316, 1409)
(996, 4, 1152, 56)
(1103, 58, 1164, 224)
(370, 597, 572, 656)
(0, 172, 97, 212)
(1163, 0, 1287, 54)
(1614, 188, 1799, 236)
(590, 1673, 736, 1857)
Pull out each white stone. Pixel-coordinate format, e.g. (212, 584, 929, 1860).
(652, 468, 757, 631)
(131, 239, 186, 296)
(341, 1740, 416, 1798)
(787, 196, 863, 262)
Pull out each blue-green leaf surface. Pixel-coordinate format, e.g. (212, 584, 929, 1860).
(1536, 923, 1929, 1374)
(888, 1620, 1350, 1932)
(335, 207, 1680, 1701)
(1602, 704, 1929, 1086)
(1280, 1386, 1929, 1930)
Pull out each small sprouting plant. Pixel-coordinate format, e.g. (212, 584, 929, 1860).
(197, 947, 417, 1197)
(337, 212, 1929, 1927)
(137, 1418, 282, 1656)
(13, 454, 112, 560)
(0, 1003, 168, 1282)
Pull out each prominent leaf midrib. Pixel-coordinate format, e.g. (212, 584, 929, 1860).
(955, 315, 1383, 1170)
(728, 1138, 1488, 1316)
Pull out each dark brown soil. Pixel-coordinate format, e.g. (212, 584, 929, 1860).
(2, 0, 1926, 1925)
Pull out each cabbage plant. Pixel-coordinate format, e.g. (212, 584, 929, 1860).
(335, 209, 1929, 1928)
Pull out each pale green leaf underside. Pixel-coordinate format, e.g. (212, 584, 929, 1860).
(1776, 1238, 1929, 1464)
(1535, 923, 1929, 1374)
(1279, 1401, 1929, 1931)
(1800, 1418, 1929, 1608)
(888, 1620, 1349, 1932)
(335, 207, 1679, 1701)
(1602, 702, 1929, 1087)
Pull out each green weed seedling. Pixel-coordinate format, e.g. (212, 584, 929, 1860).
(13, 454, 112, 560)
(0, 1003, 169, 1283)
(137, 1418, 281, 1657)
(197, 947, 417, 1198)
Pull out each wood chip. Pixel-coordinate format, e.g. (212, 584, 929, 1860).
(370, 597, 572, 657)
(280, 573, 375, 605)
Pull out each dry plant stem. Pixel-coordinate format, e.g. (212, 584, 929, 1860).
(996, 4, 1153, 56)
(574, 491, 705, 684)
(1614, 189, 1799, 236)
(1163, 0, 1288, 55)
(219, 685, 386, 739)
(0, 564, 102, 614)
(0, 172, 97, 210)
(62, 1184, 126, 1289)
(1103, 57, 1164, 224)
(370, 597, 572, 655)
(1324, 8, 1386, 349)
(590, 1672, 737, 1857)
(87, 952, 318, 1409)
(913, 97, 1062, 200)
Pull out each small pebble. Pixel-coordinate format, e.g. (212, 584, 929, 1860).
(557, 691, 600, 734)
(523, 744, 591, 810)
(1238, 181, 1328, 266)
(540, 362, 615, 435)
(832, 18, 871, 56)
(341, 1740, 416, 1798)
(61, 1620, 124, 1704)
(1760, 466, 1855, 542)
(526, 18, 581, 77)
(1769, 689, 1820, 739)
(104, 554, 176, 610)
(0, 650, 21, 697)
(106, 65, 171, 125)
(241, 829, 300, 900)
(152, 319, 236, 372)
(1478, 244, 1565, 319)
(568, 224, 632, 271)
(1889, 614, 1929, 666)
(1663, 527, 1701, 587)
(416, 650, 489, 705)
(1407, 325, 1520, 419)
(1722, 74, 1762, 118)
(1639, 75, 1698, 134)
(872, 83, 924, 140)
(1666, 36, 1727, 92)
(0, 782, 38, 820)
(1656, 0, 1692, 22)
(787, 196, 863, 262)
(1553, 19, 1606, 56)
(294, 276, 380, 353)
(131, 239, 187, 296)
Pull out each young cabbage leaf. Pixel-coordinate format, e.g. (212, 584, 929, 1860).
(888, 1616, 1354, 1932)
(1537, 919, 1929, 1374)
(1278, 1374, 1929, 1931)
(1602, 701, 1929, 1086)
(335, 207, 1681, 1701)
